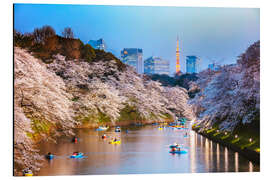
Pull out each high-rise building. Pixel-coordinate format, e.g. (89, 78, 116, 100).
(120, 48, 143, 74)
(186, 56, 201, 73)
(144, 56, 170, 75)
(88, 38, 106, 51)
(176, 36, 180, 73)
(208, 63, 221, 71)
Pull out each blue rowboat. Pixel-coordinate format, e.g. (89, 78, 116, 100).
(70, 152, 84, 159)
(45, 154, 54, 160)
(169, 145, 181, 148)
(169, 150, 188, 154)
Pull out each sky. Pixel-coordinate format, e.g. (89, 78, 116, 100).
(14, 4, 260, 75)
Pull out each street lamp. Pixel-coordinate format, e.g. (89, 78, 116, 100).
(249, 138, 253, 142)
(235, 134, 238, 138)
(225, 132, 227, 135)
(216, 130, 219, 133)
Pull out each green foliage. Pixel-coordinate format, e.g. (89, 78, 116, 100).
(97, 111, 111, 123)
(206, 128, 216, 134)
(221, 134, 230, 140)
(14, 25, 127, 72)
(118, 105, 144, 122)
(71, 96, 79, 102)
(94, 49, 126, 71)
(76, 111, 111, 124)
(195, 125, 260, 152)
(28, 118, 53, 141)
(231, 138, 240, 144)
(14, 30, 34, 49)
(76, 114, 96, 124)
(149, 74, 176, 87)
(174, 73, 199, 89)
(80, 44, 96, 62)
(148, 73, 199, 96)
(161, 113, 174, 121)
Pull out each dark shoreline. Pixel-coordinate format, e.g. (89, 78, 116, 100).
(193, 128, 260, 165)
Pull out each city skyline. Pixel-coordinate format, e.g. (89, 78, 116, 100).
(186, 56, 201, 74)
(121, 48, 143, 74)
(14, 4, 260, 75)
(144, 56, 170, 75)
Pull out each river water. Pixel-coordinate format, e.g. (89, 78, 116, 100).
(37, 125, 259, 175)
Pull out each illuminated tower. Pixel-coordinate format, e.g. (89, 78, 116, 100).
(176, 36, 180, 73)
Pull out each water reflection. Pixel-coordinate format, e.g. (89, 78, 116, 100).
(249, 161, 253, 172)
(37, 125, 259, 175)
(235, 152, 239, 172)
(224, 147, 228, 172)
(204, 138, 209, 171)
(189, 130, 196, 173)
(216, 143, 220, 171)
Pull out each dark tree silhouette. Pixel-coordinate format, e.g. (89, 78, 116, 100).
(33, 25, 55, 44)
(62, 27, 74, 39)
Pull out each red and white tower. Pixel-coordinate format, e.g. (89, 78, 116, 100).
(176, 36, 180, 73)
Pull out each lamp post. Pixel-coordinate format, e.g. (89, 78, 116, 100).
(235, 134, 238, 139)
(225, 132, 227, 135)
(249, 138, 252, 143)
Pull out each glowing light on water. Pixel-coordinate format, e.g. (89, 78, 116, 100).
(210, 140, 213, 163)
(224, 147, 228, 172)
(249, 161, 253, 172)
(204, 138, 209, 171)
(216, 143, 220, 171)
(235, 152, 239, 172)
(195, 133, 197, 146)
(189, 130, 196, 173)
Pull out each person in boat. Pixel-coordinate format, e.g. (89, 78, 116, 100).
(171, 147, 176, 152)
(73, 151, 79, 156)
(102, 134, 106, 138)
(72, 136, 78, 142)
(47, 152, 52, 157)
(114, 137, 118, 142)
(23, 168, 32, 175)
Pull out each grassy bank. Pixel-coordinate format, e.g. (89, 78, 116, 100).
(77, 106, 174, 128)
(192, 124, 260, 164)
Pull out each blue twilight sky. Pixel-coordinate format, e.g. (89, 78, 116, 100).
(14, 4, 260, 75)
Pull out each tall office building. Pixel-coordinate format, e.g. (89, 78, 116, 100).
(176, 36, 180, 73)
(121, 48, 143, 74)
(186, 56, 201, 73)
(88, 38, 106, 51)
(208, 63, 221, 71)
(144, 56, 170, 75)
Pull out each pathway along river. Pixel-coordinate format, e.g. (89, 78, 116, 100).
(37, 124, 259, 175)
